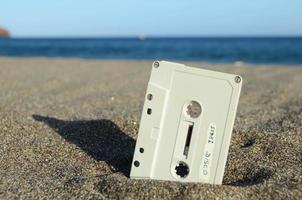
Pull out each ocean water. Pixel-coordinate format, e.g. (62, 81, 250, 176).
(0, 37, 302, 65)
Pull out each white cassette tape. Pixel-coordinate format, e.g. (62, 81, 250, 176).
(130, 61, 242, 184)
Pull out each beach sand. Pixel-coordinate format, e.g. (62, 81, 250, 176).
(0, 58, 301, 199)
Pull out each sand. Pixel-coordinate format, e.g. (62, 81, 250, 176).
(0, 58, 301, 199)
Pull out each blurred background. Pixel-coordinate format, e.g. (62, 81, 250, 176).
(0, 0, 302, 65)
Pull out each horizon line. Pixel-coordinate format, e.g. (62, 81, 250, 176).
(5, 35, 302, 39)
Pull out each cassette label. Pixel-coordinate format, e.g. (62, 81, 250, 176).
(201, 123, 216, 181)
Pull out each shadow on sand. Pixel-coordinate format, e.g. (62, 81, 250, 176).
(32, 115, 135, 177)
(227, 168, 272, 187)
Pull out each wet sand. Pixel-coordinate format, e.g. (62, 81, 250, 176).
(0, 58, 301, 199)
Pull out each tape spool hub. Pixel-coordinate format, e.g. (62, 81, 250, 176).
(175, 162, 190, 178)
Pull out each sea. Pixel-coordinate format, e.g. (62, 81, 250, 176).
(0, 37, 302, 65)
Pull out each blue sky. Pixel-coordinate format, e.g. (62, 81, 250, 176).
(1, 0, 301, 37)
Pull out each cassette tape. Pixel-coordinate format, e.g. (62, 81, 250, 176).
(130, 61, 242, 184)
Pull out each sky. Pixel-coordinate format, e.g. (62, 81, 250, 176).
(0, 0, 302, 37)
